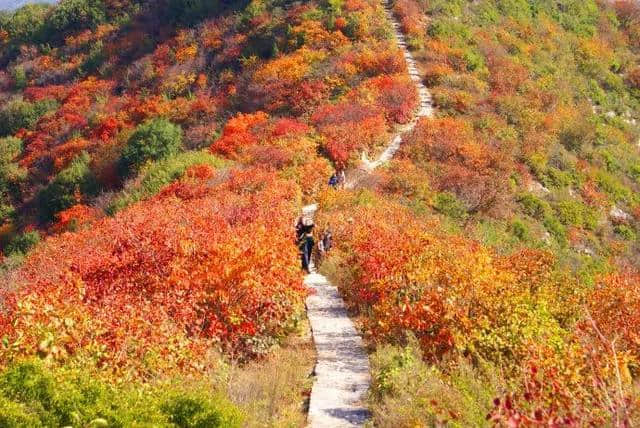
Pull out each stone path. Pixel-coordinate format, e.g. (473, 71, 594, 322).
(304, 2, 434, 426)
(360, 1, 434, 172)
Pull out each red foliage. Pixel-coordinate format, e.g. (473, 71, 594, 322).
(358, 74, 418, 124)
(0, 168, 305, 375)
(51, 204, 101, 233)
(402, 117, 508, 212)
(210, 112, 269, 157)
(312, 102, 388, 166)
(587, 272, 640, 360)
(628, 67, 640, 90)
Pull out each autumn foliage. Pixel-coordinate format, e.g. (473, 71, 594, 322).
(0, 168, 305, 377)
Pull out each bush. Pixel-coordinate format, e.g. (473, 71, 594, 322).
(0, 360, 244, 427)
(614, 224, 636, 241)
(433, 191, 467, 219)
(108, 151, 225, 214)
(0, 99, 58, 138)
(369, 339, 502, 427)
(553, 200, 598, 230)
(0, 3, 50, 45)
(12, 67, 27, 90)
(119, 118, 183, 176)
(47, 0, 107, 35)
(37, 152, 98, 221)
(596, 171, 633, 203)
(543, 216, 567, 247)
(81, 41, 107, 74)
(518, 193, 551, 220)
(510, 218, 530, 241)
(162, 395, 243, 428)
(0, 137, 26, 223)
(4, 231, 40, 256)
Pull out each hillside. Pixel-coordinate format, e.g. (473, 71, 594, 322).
(0, 0, 639, 426)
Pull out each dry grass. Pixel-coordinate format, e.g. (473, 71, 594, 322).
(226, 320, 316, 427)
(368, 339, 504, 428)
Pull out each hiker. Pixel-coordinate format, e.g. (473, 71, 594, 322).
(337, 169, 346, 189)
(316, 226, 333, 265)
(321, 226, 333, 253)
(328, 172, 339, 188)
(294, 215, 305, 243)
(298, 216, 315, 273)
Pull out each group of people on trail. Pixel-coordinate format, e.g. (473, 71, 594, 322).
(295, 215, 332, 274)
(295, 169, 342, 272)
(329, 169, 346, 189)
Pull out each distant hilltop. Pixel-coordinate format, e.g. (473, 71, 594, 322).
(0, 0, 56, 11)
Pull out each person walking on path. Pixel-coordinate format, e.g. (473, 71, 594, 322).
(328, 172, 339, 188)
(316, 226, 333, 265)
(321, 226, 333, 253)
(337, 169, 346, 189)
(298, 216, 315, 273)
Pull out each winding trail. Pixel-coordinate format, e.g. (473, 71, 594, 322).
(304, 2, 434, 427)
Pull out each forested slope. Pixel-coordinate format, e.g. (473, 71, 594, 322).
(0, 0, 638, 425)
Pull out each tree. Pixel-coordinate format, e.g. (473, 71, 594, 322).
(47, 0, 107, 36)
(119, 118, 183, 176)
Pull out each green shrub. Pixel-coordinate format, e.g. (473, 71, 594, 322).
(167, 0, 228, 25)
(369, 339, 502, 427)
(108, 151, 225, 214)
(0, 99, 58, 138)
(596, 171, 633, 203)
(37, 152, 98, 221)
(510, 218, 530, 241)
(537, 0, 599, 37)
(0, 395, 42, 428)
(543, 216, 567, 247)
(0, 360, 244, 427)
(47, 0, 107, 35)
(630, 164, 640, 183)
(427, 18, 472, 42)
(433, 192, 467, 220)
(12, 67, 27, 90)
(0, 3, 50, 45)
(495, 0, 533, 20)
(614, 224, 636, 241)
(0, 137, 23, 164)
(544, 167, 574, 188)
(162, 395, 243, 428)
(119, 118, 183, 176)
(553, 200, 598, 230)
(0, 137, 26, 223)
(4, 231, 40, 256)
(518, 193, 551, 220)
(81, 40, 107, 74)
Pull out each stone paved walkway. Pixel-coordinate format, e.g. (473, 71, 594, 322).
(305, 2, 434, 426)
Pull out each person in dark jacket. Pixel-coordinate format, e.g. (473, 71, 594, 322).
(298, 216, 315, 273)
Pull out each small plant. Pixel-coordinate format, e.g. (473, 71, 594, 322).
(613, 224, 636, 241)
(4, 231, 40, 256)
(510, 218, 530, 241)
(518, 193, 551, 220)
(433, 191, 467, 219)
